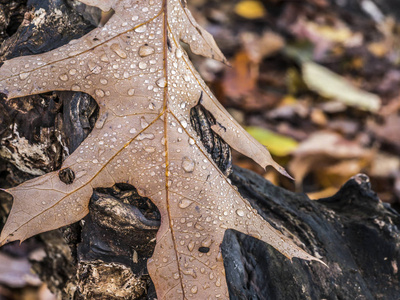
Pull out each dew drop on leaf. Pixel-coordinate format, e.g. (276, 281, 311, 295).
(110, 43, 128, 59)
(191, 286, 198, 294)
(95, 89, 105, 97)
(175, 48, 183, 58)
(139, 45, 155, 57)
(135, 25, 147, 33)
(19, 73, 29, 80)
(181, 156, 195, 173)
(188, 241, 195, 252)
(138, 62, 147, 69)
(236, 209, 245, 217)
(156, 77, 167, 87)
(140, 117, 149, 128)
(178, 199, 193, 209)
(59, 74, 68, 81)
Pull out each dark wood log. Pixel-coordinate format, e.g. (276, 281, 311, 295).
(0, 1, 399, 299)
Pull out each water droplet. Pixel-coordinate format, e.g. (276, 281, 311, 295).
(19, 73, 29, 80)
(156, 77, 167, 87)
(201, 238, 212, 247)
(135, 24, 147, 33)
(236, 209, 245, 217)
(144, 146, 155, 153)
(42, 201, 46, 205)
(188, 138, 195, 145)
(72, 85, 80, 91)
(182, 268, 196, 278)
(95, 89, 105, 97)
(129, 128, 137, 134)
(68, 50, 81, 57)
(100, 54, 109, 62)
(173, 273, 180, 280)
(215, 277, 221, 287)
(128, 88, 135, 96)
(111, 43, 127, 59)
(188, 241, 195, 252)
(59, 74, 68, 81)
(139, 45, 155, 57)
(138, 62, 147, 69)
(178, 199, 193, 209)
(181, 157, 195, 173)
(100, 78, 108, 85)
(137, 133, 155, 140)
(176, 48, 183, 58)
(191, 286, 198, 294)
(69, 69, 77, 75)
(140, 117, 149, 128)
(75, 171, 87, 179)
(195, 223, 204, 230)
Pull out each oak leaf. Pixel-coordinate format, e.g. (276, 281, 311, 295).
(0, 0, 324, 298)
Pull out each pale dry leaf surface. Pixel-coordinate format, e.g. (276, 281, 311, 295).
(0, 0, 324, 298)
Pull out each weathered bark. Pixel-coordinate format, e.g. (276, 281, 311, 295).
(0, 0, 399, 299)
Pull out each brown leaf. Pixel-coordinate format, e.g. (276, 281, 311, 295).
(289, 131, 373, 191)
(0, 0, 324, 298)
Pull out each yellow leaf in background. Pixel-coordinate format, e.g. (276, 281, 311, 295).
(305, 22, 354, 43)
(235, 0, 266, 19)
(246, 126, 298, 156)
(302, 61, 381, 112)
(280, 95, 298, 106)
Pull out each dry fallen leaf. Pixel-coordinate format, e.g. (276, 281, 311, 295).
(289, 131, 373, 192)
(0, 0, 324, 298)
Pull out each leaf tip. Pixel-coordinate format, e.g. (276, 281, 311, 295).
(223, 58, 232, 67)
(311, 257, 328, 268)
(271, 163, 294, 180)
(0, 234, 10, 247)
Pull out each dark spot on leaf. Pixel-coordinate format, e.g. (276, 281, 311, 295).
(167, 37, 172, 52)
(198, 247, 210, 253)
